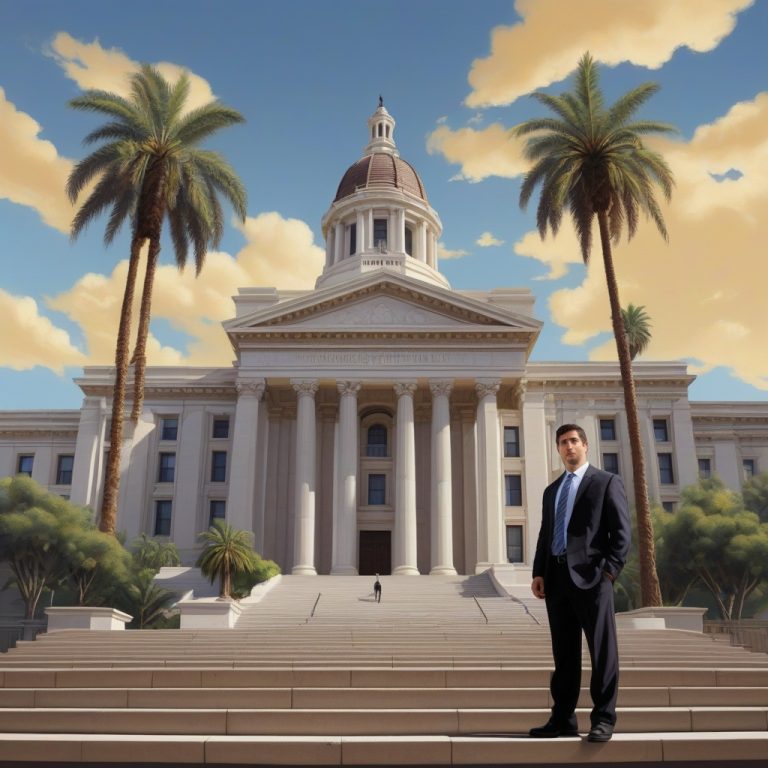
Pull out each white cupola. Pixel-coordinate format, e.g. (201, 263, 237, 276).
(316, 100, 448, 290)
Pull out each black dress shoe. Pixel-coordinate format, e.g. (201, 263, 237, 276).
(529, 721, 579, 738)
(587, 722, 614, 742)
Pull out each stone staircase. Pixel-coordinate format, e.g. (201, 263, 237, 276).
(1, 574, 767, 765)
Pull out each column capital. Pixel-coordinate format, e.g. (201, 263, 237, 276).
(475, 379, 501, 400)
(337, 380, 362, 397)
(291, 379, 319, 398)
(429, 379, 454, 398)
(394, 381, 418, 398)
(236, 378, 266, 398)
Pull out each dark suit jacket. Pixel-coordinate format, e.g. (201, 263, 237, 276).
(533, 465, 631, 589)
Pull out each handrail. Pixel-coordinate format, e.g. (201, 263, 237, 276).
(473, 596, 488, 624)
(309, 592, 322, 620)
(510, 594, 541, 626)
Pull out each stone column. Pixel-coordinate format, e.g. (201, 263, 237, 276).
(393, 381, 419, 575)
(356, 210, 365, 255)
(227, 379, 265, 533)
(332, 380, 361, 574)
(70, 396, 107, 508)
(335, 221, 344, 262)
(292, 379, 318, 575)
(521, 387, 548, 566)
(367, 209, 374, 250)
(429, 379, 456, 575)
(418, 221, 428, 262)
(475, 379, 504, 572)
(397, 209, 406, 254)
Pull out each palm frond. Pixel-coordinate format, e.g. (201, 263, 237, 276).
(172, 103, 245, 146)
(606, 82, 660, 125)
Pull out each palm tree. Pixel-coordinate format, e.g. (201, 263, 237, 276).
(67, 65, 247, 535)
(621, 303, 652, 360)
(515, 53, 675, 606)
(196, 520, 256, 599)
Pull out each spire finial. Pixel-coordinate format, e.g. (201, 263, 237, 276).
(378, 94, 384, 108)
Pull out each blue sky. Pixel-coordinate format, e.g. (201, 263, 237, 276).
(1, 0, 766, 409)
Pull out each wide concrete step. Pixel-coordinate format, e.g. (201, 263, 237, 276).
(5, 666, 768, 688)
(0, 705, 766, 735)
(2, 686, 766, 709)
(1, 731, 767, 766)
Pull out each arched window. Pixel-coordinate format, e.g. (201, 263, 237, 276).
(367, 424, 388, 457)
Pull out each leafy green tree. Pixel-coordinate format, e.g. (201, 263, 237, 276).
(621, 304, 652, 361)
(655, 478, 768, 619)
(67, 65, 247, 535)
(515, 53, 676, 607)
(130, 533, 181, 571)
(197, 520, 257, 598)
(232, 551, 281, 598)
(743, 472, 768, 523)
(62, 522, 132, 606)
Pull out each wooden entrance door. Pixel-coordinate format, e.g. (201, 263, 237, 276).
(358, 531, 391, 575)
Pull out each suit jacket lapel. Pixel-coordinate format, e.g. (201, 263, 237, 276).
(572, 464, 596, 509)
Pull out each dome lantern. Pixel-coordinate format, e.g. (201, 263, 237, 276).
(364, 96, 397, 157)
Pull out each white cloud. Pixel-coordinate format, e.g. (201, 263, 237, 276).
(0, 87, 73, 233)
(476, 231, 505, 247)
(42, 212, 324, 369)
(0, 290, 85, 373)
(49, 32, 215, 112)
(437, 242, 469, 260)
(466, 0, 753, 107)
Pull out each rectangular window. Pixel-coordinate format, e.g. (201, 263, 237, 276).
(658, 453, 675, 484)
(17, 454, 34, 476)
(506, 525, 524, 563)
(600, 418, 616, 441)
(405, 227, 413, 256)
(212, 417, 230, 439)
(56, 455, 74, 485)
(373, 218, 387, 248)
(209, 499, 226, 524)
(348, 223, 357, 255)
(661, 501, 676, 513)
(368, 474, 386, 505)
(161, 417, 178, 441)
(211, 451, 227, 482)
(505, 474, 522, 506)
(698, 458, 712, 480)
(743, 459, 756, 480)
(503, 426, 520, 457)
(158, 452, 176, 483)
(602, 453, 619, 475)
(154, 500, 172, 536)
(653, 418, 670, 442)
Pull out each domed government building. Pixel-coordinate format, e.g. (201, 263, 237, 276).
(1, 103, 766, 579)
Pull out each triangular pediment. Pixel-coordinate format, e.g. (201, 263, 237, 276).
(225, 273, 542, 335)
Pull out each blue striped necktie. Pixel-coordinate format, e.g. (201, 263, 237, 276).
(552, 472, 574, 555)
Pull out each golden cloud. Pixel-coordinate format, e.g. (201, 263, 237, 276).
(476, 231, 505, 247)
(42, 212, 324, 370)
(426, 123, 527, 182)
(0, 290, 86, 373)
(521, 93, 768, 390)
(50, 32, 215, 112)
(437, 242, 469, 260)
(0, 87, 73, 233)
(466, 0, 753, 108)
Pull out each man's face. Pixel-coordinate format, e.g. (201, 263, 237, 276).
(557, 430, 588, 470)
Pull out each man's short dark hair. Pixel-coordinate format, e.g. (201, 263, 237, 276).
(556, 424, 587, 445)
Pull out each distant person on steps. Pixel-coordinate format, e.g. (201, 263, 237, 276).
(373, 574, 382, 603)
(529, 424, 631, 743)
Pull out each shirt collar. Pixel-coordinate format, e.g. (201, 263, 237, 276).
(569, 461, 590, 480)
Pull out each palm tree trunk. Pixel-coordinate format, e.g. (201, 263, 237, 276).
(597, 212, 662, 607)
(100, 234, 145, 535)
(130, 236, 161, 422)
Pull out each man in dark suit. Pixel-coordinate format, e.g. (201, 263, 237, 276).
(529, 424, 631, 742)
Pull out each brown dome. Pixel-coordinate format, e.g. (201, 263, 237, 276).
(334, 153, 428, 203)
